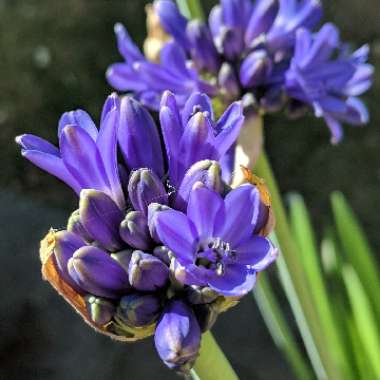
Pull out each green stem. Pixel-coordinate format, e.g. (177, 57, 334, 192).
(253, 128, 343, 380)
(192, 331, 239, 380)
(176, 0, 205, 20)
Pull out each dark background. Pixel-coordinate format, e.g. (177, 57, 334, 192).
(0, 1, 379, 379)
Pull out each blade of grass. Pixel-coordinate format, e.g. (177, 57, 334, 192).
(289, 194, 349, 379)
(176, 0, 204, 20)
(255, 147, 341, 380)
(254, 272, 316, 380)
(342, 266, 380, 378)
(331, 192, 380, 318)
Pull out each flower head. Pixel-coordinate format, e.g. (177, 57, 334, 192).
(107, 0, 373, 141)
(153, 185, 277, 296)
(17, 92, 276, 373)
(285, 23, 373, 143)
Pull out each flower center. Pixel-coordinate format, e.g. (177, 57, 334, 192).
(195, 237, 236, 276)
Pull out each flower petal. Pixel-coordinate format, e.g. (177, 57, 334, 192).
(208, 264, 256, 296)
(235, 236, 278, 269)
(187, 187, 225, 239)
(154, 209, 197, 263)
(221, 184, 261, 246)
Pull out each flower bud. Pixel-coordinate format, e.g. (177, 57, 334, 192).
(218, 63, 240, 100)
(67, 209, 93, 242)
(85, 295, 115, 326)
(147, 202, 171, 242)
(175, 160, 223, 211)
(186, 286, 219, 305)
(128, 251, 169, 292)
(216, 27, 244, 60)
(53, 230, 86, 293)
(128, 168, 168, 216)
(68, 246, 130, 299)
(240, 50, 273, 87)
(79, 189, 123, 251)
(119, 210, 152, 250)
(244, 0, 278, 44)
(154, 300, 201, 370)
(119, 96, 164, 177)
(187, 20, 220, 73)
(117, 293, 161, 327)
(193, 303, 219, 332)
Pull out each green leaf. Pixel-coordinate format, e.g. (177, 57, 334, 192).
(342, 266, 380, 378)
(254, 273, 316, 380)
(289, 194, 349, 379)
(331, 192, 380, 319)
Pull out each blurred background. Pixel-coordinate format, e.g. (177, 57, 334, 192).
(0, 0, 379, 379)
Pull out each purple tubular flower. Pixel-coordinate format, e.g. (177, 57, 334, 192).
(267, 0, 323, 50)
(187, 20, 220, 73)
(174, 160, 223, 211)
(285, 23, 373, 143)
(119, 211, 153, 250)
(154, 185, 277, 296)
(154, 300, 201, 370)
(153, 0, 189, 49)
(117, 293, 161, 327)
(118, 97, 164, 177)
(79, 189, 124, 251)
(128, 251, 169, 292)
(16, 94, 125, 208)
(128, 168, 168, 216)
(68, 246, 131, 299)
(245, 0, 279, 45)
(159, 91, 244, 186)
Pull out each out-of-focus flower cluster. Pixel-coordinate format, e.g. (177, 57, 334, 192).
(16, 92, 277, 373)
(107, 0, 373, 143)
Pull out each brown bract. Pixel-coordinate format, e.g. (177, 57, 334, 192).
(241, 167, 276, 237)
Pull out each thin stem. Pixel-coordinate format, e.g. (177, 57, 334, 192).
(192, 331, 239, 380)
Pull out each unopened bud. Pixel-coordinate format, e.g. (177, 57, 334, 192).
(85, 295, 115, 326)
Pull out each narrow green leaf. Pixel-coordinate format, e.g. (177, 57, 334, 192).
(255, 148, 341, 380)
(254, 273, 316, 380)
(342, 266, 380, 378)
(331, 192, 380, 318)
(176, 0, 204, 20)
(289, 194, 348, 379)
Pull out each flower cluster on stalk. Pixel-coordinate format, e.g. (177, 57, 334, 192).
(16, 92, 277, 373)
(107, 0, 373, 143)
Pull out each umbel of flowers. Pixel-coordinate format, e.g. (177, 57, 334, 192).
(16, 92, 277, 373)
(107, 0, 373, 143)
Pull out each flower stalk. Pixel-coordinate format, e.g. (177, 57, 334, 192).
(192, 331, 238, 380)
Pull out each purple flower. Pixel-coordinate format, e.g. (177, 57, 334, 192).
(154, 300, 201, 370)
(285, 23, 373, 143)
(16, 94, 125, 208)
(160, 91, 244, 186)
(153, 185, 277, 296)
(106, 0, 373, 142)
(19, 89, 278, 372)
